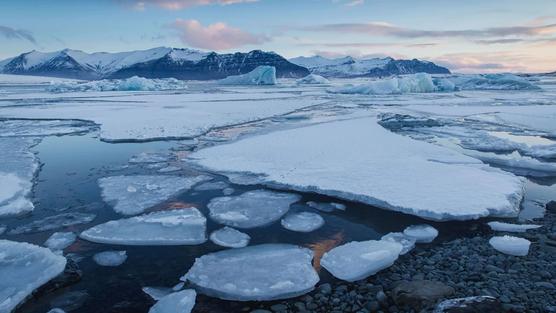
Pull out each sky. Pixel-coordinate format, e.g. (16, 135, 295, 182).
(0, 0, 555, 73)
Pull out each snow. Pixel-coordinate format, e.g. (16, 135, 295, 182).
(190, 115, 525, 221)
(93, 251, 127, 267)
(182, 244, 319, 301)
(209, 227, 250, 248)
(489, 235, 530, 256)
(321, 240, 403, 282)
(296, 74, 330, 85)
(208, 190, 300, 228)
(79, 208, 207, 245)
(8, 212, 96, 235)
(44, 232, 77, 251)
(306, 201, 346, 212)
(487, 221, 541, 233)
(47, 76, 187, 92)
(281, 212, 324, 232)
(148, 289, 196, 313)
(0, 240, 67, 313)
(403, 224, 439, 243)
(381, 232, 416, 255)
(99, 175, 210, 215)
(330, 73, 438, 95)
(218, 66, 277, 85)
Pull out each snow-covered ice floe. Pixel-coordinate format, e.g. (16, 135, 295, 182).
(99, 175, 210, 215)
(182, 244, 319, 301)
(93, 251, 127, 267)
(381, 232, 416, 255)
(296, 74, 330, 85)
(190, 115, 524, 221)
(218, 66, 276, 85)
(44, 232, 77, 251)
(80, 208, 206, 245)
(0, 240, 67, 313)
(321, 240, 403, 282)
(47, 76, 187, 92)
(488, 221, 541, 233)
(209, 227, 250, 248)
(403, 224, 439, 243)
(281, 212, 324, 232)
(207, 190, 300, 228)
(148, 289, 196, 313)
(489, 235, 530, 256)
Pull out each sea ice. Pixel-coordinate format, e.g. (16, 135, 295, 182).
(9, 212, 96, 235)
(462, 150, 556, 177)
(403, 225, 439, 243)
(306, 201, 346, 212)
(381, 232, 416, 255)
(0, 240, 67, 313)
(143, 287, 173, 301)
(281, 212, 324, 232)
(80, 208, 207, 245)
(44, 232, 77, 251)
(218, 66, 276, 85)
(208, 190, 300, 228)
(93, 251, 127, 267)
(183, 244, 319, 301)
(489, 235, 530, 256)
(209, 227, 250, 248)
(296, 74, 330, 84)
(487, 221, 541, 233)
(129, 152, 170, 164)
(99, 175, 210, 215)
(193, 181, 230, 191)
(47, 76, 187, 92)
(148, 289, 196, 313)
(321, 240, 403, 282)
(0, 120, 93, 138)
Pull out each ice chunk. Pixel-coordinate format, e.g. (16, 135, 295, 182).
(99, 175, 210, 215)
(281, 212, 324, 232)
(148, 289, 196, 313)
(381, 232, 416, 255)
(330, 73, 439, 95)
(218, 66, 276, 85)
(321, 240, 403, 282)
(209, 227, 250, 248)
(403, 224, 438, 243)
(129, 152, 170, 164)
(47, 309, 66, 313)
(208, 190, 300, 228)
(80, 208, 206, 245)
(0, 240, 67, 313)
(47, 76, 187, 92)
(183, 244, 318, 301)
(487, 221, 541, 233)
(44, 232, 77, 251)
(9, 212, 96, 235)
(489, 235, 530, 256)
(93, 251, 127, 267)
(296, 74, 330, 85)
(143, 287, 173, 301)
(306, 201, 346, 212)
(462, 150, 556, 177)
(450, 73, 540, 90)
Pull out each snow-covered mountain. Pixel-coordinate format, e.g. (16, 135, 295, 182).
(0, 48, 309, 80)
(289, 55, 450, 78)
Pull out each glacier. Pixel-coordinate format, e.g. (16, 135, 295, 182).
(280, 212, 324, 232)
(209, 227, 250, 248)
(47, 76, 187, 93)
(489, 235, 530, 256)
(218, 66, 277, 85)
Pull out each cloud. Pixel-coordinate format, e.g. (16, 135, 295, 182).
(172, 19, 269, 50)
(297, 41, 436, 49)
(125, 0, 257, 10)
(0, 25, 36, 44)
(433, 52, 534, 73)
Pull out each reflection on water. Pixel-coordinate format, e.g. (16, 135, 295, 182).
(306, 232, 344, 272)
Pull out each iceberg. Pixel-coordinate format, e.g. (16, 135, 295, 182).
(209, 227, 250, 248)
(218, 66, 277, 85)
(403, 224, 439, 243)
(381, 232, 416, 255)
(487, 221, 541, 233)
(182, 244, 319, 301)
(321, 240, 403, 282)
(93, 251, 127, 267)
(281, 212, 324, 232)
(44, 232, 77, 251)
(489, 235, 530, 256)
(0, 240, 67, 313)
(148, 289, 196, 313)
(329, 73, 439, 95)
(99, 175, 210, 215)
(47, 76, 187, 92)
(9, 212, 97, 235)
(449, 73, 540, 91)
(207, 190, 300, 228)
(296, 74, 330, 85)
(80, 208, 206, 245)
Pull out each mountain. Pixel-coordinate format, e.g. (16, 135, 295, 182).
(0, 48, 309, 80)
(289, 55, 450, 78)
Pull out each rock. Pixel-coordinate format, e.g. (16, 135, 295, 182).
(392, 280, 455, 309)
(434, 296, 504, 313)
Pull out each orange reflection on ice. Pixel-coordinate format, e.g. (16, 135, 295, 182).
(306, 232, 345, 272)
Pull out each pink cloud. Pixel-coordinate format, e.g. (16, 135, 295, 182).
(129, 0, 257, 10)
(172, 19, 269, 50)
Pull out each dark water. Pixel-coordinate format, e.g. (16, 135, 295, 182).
(3, 132, 554, 313)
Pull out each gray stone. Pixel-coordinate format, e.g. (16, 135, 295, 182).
(392, 280, 455, 309)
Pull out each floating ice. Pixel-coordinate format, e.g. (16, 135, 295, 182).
(449, 73, 540, 91)
(47, 309, 66, 313)
(80, 208, 206, 245)
(330, 73, 438, 95)
(208, 190, 300, 228)
(47, 76, 187, 92)
(0, 225, 6, 235)
(306, 201, 346, 212)
(44, 232, 77, 251)
(129, 152, 170, 164)
(93, 251, 127, 267)
(403, 225, 438, 243)
(0, 240, 67, 313)
(158, 165, 181, 173)
(143, 287, 173, 301)
(281, 212, 324, 232)
(487, 221, 541, 233)
(296, 74, 330, 85)
(321, 240, 403, 282)
(9, 212, 96, 235)
(381, 232, 416, 255)
(183, 244, 318, 301)
(462, 150, 556, 177)
(148, 289, 196, 313)
(194, 181, 229, 191)
(218, 66, 277, 85)
(489, 235, 530, 256)
(0, 120, 93, 138)
(99, 175, 210, 215)
(209, 227, 250, 248)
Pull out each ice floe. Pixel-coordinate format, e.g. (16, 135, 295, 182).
(47, 76, 187, 92)
(183, 244, 319, 301)
(80, 208, 206, 245)
(0, 120, 93, 137)
(321, 240, 403, 282)
(143, 287, 173, 301)
(487, 221, 541, 233)
(207, 190, 300, 228)
(44, 232, 77, 251)
(403, 224, 439, 243)
(193, 181, 230, 191)
(129, 152, 171, 164)
(381, 232, 416, 255)
(0, 240, 67, 313)
(489, 235, 530, 256)
(93, 251, 127, 266)
(218, 66, 277, 86)
(209, 227, 250, 248)
(296, 74, 330, 85)
(9, 212, 96, 235)
(99, 175, 210, 215)
(281, 212, 324, 232)
(148, 289, 196, 313)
